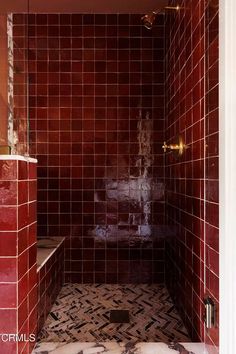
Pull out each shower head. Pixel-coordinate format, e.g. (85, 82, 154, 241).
(141, 5, 180, 29)
(141, 11, 159, 30)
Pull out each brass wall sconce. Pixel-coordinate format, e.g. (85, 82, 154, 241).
(162, 135, 189, 157)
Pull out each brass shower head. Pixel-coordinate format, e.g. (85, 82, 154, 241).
(141, 11, 160, 30)
(141, 5, 180, 30)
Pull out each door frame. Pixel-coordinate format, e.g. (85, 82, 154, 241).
(219, 0, 236, 353)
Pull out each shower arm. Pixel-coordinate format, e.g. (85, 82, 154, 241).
(152, 6, 180, 14)
(164, 6, 180, 10)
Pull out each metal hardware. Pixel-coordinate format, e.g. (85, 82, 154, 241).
(162, 142, 182, 152)
(0, 145, 11, 154)
(164, 6, 180, 11)
(204, 297, 215, 329)
(162, 135, 189, 157)
(141, 5, 180, 30)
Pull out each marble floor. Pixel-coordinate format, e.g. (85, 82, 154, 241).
(33, 341, 209, 354)
(37, 284, 190, 343)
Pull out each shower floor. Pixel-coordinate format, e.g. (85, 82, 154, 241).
(37, 284, 190, 344)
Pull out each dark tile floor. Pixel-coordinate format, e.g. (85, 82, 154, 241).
(38, 284, 190, 343)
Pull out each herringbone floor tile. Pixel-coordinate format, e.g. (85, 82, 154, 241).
(38, 284, 190, 343)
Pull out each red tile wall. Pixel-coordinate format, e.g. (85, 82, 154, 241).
(165, 0, 219, 351)
(37, 240, 64, 334)
(24, 14, 166, 283)
(205, 1, 219, 352)
(0, 159, 38, 354)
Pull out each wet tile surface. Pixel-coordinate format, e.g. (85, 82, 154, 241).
(25, 13, 166, 284)
(37, 284, 190, 343)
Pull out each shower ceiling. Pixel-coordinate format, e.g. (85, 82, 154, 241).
(0, 0, 168, 13)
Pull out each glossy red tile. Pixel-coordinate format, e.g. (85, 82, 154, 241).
(18, 297, 28, 330)
(18, 204, 29, 230)
(0, 207, 17, 231)
(27, 14, 165, 284)
(0, 232, 17, 256)
(18, 320, 30, 354)
(29, 244, 37, 269)
(18, 250, 28, 280)
(18, 273, 28, 305)
(0, 341, 17, 354)
(0, 309, 17, 332)
(0, 159, 37, 338)
(8, 9, 220, 350)
(28, 284, 37, 313)
(0, 283, 17, 308)
(18, 161, 28, 180)
(18, 181, 28, 205)
(0, 181, 17, 205)
(0, 258, 17, 282)
(165, 0, 219, 347)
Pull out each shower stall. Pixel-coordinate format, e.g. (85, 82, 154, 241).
(0, 1, 219, 353)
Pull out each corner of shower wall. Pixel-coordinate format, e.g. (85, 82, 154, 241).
(164, 0, 219, 351)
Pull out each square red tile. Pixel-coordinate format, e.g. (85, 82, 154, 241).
(0, 258, 17, 282)
(0, 232, 17, 256)
(0, 284, 17, 308)
(0, 207, 17, 231)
